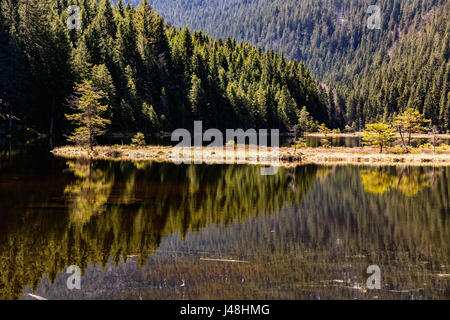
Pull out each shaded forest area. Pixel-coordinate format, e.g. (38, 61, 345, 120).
(0, 0, 329, 137)
(150, 0, 450, 131)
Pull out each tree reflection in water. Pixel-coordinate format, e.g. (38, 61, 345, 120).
(65, 160, 114, 225)
(360, 167, 435, 197)
(0, 155, 448, 299)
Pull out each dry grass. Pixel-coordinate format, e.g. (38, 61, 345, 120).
(306, 132, 363, 138)
(306, 132, 450, 139)
(51, 145, 450, 167)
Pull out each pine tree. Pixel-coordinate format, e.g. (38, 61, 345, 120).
(66, 80, 111, 150)
(90, 64, 116, 106)
(393, 108, 431, 148)
(362, 122, 396, 153)
(142, 102, 160, 133)
(134, 0, 154, 61)
(180, 27, 194, 78)
(72, 37, 92, 81)
(1, 0, 331, 135)
(189, 74, 206, 120)
(17, 0, 73, 134)
(276, 86, 298, 129)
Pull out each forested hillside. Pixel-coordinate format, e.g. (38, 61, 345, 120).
(345, 2, 449, 130)
(150, 0, 450, 131)
(0, 0, 328, 136)
(1, 0, 449, 135)
(150, 0, 445, 79)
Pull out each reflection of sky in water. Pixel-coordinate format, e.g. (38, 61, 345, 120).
(0, 144, 449, 300)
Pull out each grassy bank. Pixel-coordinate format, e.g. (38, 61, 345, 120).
(52, 145, 450, 167)
(305, 132, 450, 139)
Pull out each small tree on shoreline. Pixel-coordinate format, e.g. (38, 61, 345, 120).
(393, 108, 431, 150)
(430, 126, 441, 152)
(66, 80, 111, 151)
(317, 123, 331, 136)
(131, 132, 146, 146)
(362, 122, 396, 153)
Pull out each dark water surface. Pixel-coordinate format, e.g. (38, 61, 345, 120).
(0, 141, 449, 300)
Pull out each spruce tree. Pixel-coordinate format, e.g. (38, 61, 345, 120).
(66, 80, 111, 150)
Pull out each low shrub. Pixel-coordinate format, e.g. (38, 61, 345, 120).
(389, 146, 407, 154)
(131, 132, 146, 146)
(418, 143, 433, 150)
(292, 138, 307, 148)
(437, 144, 450, 152)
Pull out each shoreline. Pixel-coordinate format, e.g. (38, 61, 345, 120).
(51, 145, 450, 167)
(305, 132, 450, 139)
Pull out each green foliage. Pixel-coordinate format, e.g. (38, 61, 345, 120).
(298, 106, 314, 132)
(1, 0, 448, 134)
(317, 123, 331, 135)
(344, 125, 354, 133)
(389, 145, 406, 155)
(65, 80, 111, 150)
(344, 2, 449, 132)
(393, 108, 431, 148)
(0, 0, 329, 135)
(292, 138, 307, 149)
(1, 0, 73, 134)
(142, 103, 160, 133)
(131, 132, 146, 146)
(362, 122, 396, 153)
(90, 64, 116, 105)
(150, 0, 450, 131)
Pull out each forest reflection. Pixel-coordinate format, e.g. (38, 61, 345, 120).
(65, 160, 114, 224)
(360, 167, 438, 197)
(0, 159, 317, 299)
(0, 155, 449, 299)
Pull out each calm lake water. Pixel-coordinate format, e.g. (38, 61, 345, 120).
(0, 140, 449, 300)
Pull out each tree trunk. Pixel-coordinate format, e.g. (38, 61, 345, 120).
(8, 103, 12, 134)
(8, 139, 12, 163)
(89, 131, 94, 151)
(49, 97, 55, 135)
(89, 122, 94, 152)
(398, 129, 407, 152)
(49, 117, 54, 136)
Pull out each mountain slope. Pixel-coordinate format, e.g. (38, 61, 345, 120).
(0, 0, 329, 135)
(149, 0, 449, 131)
(346, 3, 449, 130)
(150, 0, 445, 81)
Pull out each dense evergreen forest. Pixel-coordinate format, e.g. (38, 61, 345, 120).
(149, 0, 450, 131)
(0, 0, 449, 136)
(0, 0, 329, 136)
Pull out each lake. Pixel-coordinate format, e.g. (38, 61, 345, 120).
(0, 140, 449, 300)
